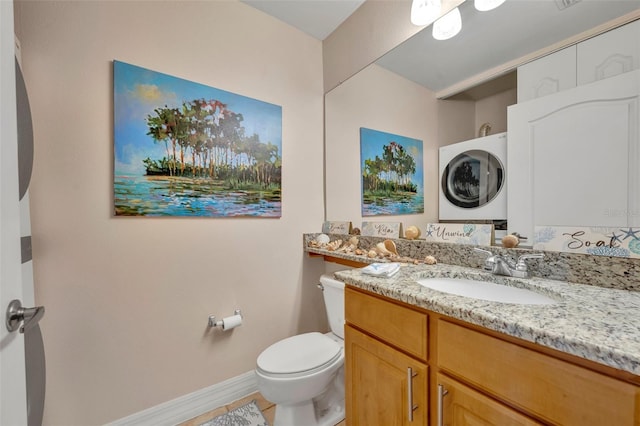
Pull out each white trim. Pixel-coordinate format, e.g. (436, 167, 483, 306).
(106, 370, 258, 426)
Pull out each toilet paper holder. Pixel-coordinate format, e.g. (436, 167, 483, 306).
(208, 309, 242, 329)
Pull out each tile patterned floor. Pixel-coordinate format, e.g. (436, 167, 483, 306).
(178, 391, 345, 426)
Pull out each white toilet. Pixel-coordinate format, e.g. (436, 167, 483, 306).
(256, 274, 345, 426)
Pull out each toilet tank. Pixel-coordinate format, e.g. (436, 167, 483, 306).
(319, 274, 345, 339)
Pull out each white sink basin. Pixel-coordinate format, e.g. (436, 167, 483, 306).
(416, 277, 557, 305)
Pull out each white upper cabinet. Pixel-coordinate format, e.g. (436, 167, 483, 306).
(517, 46, 577, 103)
(577, 19, 640, 86)
(517, 19, 640, 103)
(507, 69, 640, 242)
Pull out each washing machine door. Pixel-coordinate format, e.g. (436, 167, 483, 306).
(441, 149, 504, 209)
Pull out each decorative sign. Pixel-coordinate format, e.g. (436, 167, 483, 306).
(322, 221, 352, 235)
(534, 226, 640, 259)
(423, 223, 494, 246)
(361, 221, 402, 238)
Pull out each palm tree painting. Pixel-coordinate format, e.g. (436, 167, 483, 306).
(113, 60, 282, 217)
(360, 127, 424, 216)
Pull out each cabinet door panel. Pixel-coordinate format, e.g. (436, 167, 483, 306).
(507, 69, 640, 240)
(345, 325, 427, 426)
(517, 45, 577, 103)
(437, 373, 541, 426)
(437, 320, 640, 426)
(577, 19, 640, 86)
(346, 287, 428, 359)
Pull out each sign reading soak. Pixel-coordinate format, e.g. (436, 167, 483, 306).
(534, 226, 640, 258)
(423, 223, 494, 246)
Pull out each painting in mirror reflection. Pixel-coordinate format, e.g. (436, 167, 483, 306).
(360, 127, 424, 216)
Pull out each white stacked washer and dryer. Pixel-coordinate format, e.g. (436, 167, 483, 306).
(438, 132, 508, 241)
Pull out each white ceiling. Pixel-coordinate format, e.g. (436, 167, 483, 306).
(243, 0, 640, 93)
(241, 0, 366, 40)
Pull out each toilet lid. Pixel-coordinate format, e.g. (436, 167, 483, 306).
(257, 332, 341, 374)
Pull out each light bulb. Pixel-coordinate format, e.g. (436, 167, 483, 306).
(474, 0, 507, 12)
(432, 7, 462, 40)
(411, 0, 442, 26)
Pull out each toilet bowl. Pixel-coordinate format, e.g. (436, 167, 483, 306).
(255, 274, 345, 426)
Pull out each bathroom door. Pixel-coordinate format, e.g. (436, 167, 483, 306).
(1, 1, 30, 424)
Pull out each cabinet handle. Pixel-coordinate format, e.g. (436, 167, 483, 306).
(407, 367, 418, 422)
(437, 384, 449, 426)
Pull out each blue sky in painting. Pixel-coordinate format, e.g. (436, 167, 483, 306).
(360, 127, 424, 190)
(113, 60, 282, 175)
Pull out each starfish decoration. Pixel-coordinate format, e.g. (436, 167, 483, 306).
(426, 226, 435, 237)
(607, 231, 623, 245)
(619, 228, 640, 240)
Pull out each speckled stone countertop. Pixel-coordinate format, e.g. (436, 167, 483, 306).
(332, 263, 640, 377)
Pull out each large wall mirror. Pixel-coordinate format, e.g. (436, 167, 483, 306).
(324, 0, 640, 248)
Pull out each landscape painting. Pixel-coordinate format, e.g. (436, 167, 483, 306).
(113, 60, 282, 217)
(360, 127, 424, 216)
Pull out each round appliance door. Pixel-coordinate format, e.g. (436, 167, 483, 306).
(441, 149, 504, 209)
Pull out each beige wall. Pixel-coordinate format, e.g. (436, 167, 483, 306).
(15, 1, 327, 424)
(325, 64, 441, 229)
(475, 88, 517, 136)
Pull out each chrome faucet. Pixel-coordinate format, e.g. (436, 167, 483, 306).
(473, 248, 543, 279)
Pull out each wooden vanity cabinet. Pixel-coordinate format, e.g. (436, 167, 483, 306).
(344, 285, 640, 426)
(437, 320, 640, 425)
(345, 287, 428, 425)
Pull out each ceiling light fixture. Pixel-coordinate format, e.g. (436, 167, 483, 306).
(474, 0, 507, 12)
(411, 0, 442, 26)
(432, 7, 462, 40)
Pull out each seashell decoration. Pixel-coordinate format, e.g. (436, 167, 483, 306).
(326, 239, 342, 251)
(383, 239, 399, 256)
(375, 242, 392, 256)
(424, 255, 437, 265)
(502, 234, 520, 248)
(351, 227, 361, 235)
(367, 249, 378, 258)
(316, 234, 330, 245)
(404, 226, 421, 240)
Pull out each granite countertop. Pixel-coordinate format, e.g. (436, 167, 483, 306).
(333, 262, 640, 377)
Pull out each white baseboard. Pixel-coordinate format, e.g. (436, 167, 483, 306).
(106, 370, 258, 426)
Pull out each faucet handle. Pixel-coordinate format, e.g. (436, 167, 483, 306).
(473, 248, 495, 271)
(515, 253, 544, 271)
(473, 247, 493, 257)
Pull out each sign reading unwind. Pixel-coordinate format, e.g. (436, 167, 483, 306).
(423, 223, 494, 246)
(534, 226, 640, 259)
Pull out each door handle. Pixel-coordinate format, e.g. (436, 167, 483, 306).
(407, 367, 418, 422)
(437, 384, 449, 426)
(6, 299, 45, 333)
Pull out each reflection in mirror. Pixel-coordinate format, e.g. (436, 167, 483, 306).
(376, 0, 640, 97)
(324, 0, 640, 250)
(441, 149, 504, 209)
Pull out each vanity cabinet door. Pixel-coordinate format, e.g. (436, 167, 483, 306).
(437, 320, 640, 426)
(517, 45, 577, 103)
(577, 19, 640, 86)
(345, 325, 428, 426)
(436, 373, 541, 426)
